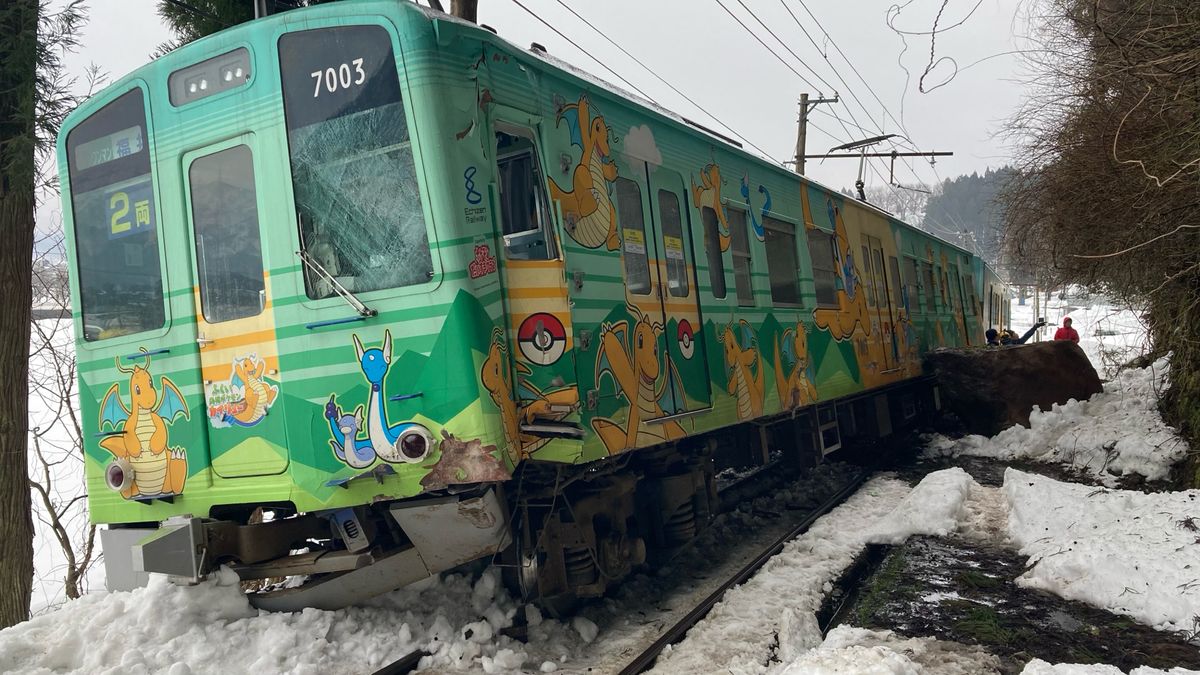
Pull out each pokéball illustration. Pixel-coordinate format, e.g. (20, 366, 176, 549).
(677, 319, 695, 359)
(518, 312, 567, 366)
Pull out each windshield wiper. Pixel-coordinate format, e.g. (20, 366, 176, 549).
(296, 249, 377, 318)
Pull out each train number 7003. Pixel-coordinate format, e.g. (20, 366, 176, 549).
(311, 58, 366, 98)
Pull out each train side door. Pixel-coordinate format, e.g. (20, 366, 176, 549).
(645, 168, 711, 413)
(491, 121, 580, 455)
(183, 137, 290, 478)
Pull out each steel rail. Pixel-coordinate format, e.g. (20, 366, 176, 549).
(616, 470, 870, 675)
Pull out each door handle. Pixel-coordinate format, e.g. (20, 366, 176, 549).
(197, 336, 215, 348)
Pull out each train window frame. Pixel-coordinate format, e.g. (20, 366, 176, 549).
(806, 228, 838, 309)
(700, 206, 727, 299)
(902, 256, 921, 313)
(493, 123, 558, 261)
(764, 215, 802, 307)
(922, 261, 937, 310)
(277, 21, 439, 305)
(614, 177, 651, 296)
(65, 84, 170, 345)
(186, 143, 267, 324)
(727, 207, 754, 306)
(659, 190, 690, 298)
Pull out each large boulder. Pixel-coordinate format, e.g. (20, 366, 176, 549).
(923, 341, 1103, 436)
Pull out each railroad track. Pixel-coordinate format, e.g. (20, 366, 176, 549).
(615, 470, 869, 674)
(373, 469, 870, 675)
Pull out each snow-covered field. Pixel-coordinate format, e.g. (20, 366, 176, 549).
(1008, 292, 1149, 378)
(10, 299, 1198, 674)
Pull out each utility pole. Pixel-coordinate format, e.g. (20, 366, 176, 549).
(793, 93, 839, 175)
(804, 136, 953, 203)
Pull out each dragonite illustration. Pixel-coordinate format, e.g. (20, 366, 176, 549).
(774, 322, 819, 410)
(803, 192, 872, 341)
(480, 328, 578, 461)
(98, 352, 190, 499)
(691, 163, 730, 252)
(590, 304, 686, 453)
(719, 320, 765, 420)
(217, 355, 278, 427)
(548, 95, 620, 250)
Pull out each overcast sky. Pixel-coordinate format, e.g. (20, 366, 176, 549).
(51, 0, 1030, 217)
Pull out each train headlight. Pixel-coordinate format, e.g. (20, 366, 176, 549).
(396, 426, 435, 463)
(105, 458, 134, 492)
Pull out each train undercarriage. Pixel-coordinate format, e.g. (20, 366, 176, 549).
(108, 380, 937, 612)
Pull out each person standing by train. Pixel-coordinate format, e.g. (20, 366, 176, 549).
(1054, 317, 1080, 343)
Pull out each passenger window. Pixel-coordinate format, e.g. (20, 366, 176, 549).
(189, 145, 265, 323)
(861, 245, 875, 307)
(888, 256, 903, 312)
(922, 262, 937, 309)
(728, 208, 753, 306)
(764, 216, 800, 305)
(66, 88, 165, 341)
(279, 25, 433, 300)
(615, 178, 650, 295)
(903, 257, 921, 312)
(495, 128, 556, 260)
(807, 230, 838, 308)
(700, 207, 727, 299)
(659, 190, 689, 297)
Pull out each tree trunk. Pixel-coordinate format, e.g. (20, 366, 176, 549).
(451, 0, 478, 22)
(0, 0, 39, 629)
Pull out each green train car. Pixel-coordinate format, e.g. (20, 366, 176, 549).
(59, 0, 1008, 609)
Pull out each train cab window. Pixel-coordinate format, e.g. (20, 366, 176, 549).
(902, 257, 921, 312)
(700, 207, 726, 299)
(188, 145, 266, 323)
(66, 88, 165, 341)
(495, 127, 556, 260)
(659, 190, 689, 297)
(614, 177, 650, 295)
(765, 216, 801, 305)
(279, 25, 433, 300)
(728, 208, 754, 306)
(806, 229, 838, 308)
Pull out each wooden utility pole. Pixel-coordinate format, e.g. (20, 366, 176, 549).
(792, 93, 839, 175)
(0, 0, 39, 630)
(452, 0, 478, 22)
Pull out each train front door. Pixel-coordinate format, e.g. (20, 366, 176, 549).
(183, 137, 290, 478)
(619, 165, 711, 417)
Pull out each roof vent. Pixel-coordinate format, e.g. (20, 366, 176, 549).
(530, 42, 547, 54)
(480, 24, 498, 34)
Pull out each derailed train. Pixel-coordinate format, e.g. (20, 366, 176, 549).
(59, 0, 1008, 609)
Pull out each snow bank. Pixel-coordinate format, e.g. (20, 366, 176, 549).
(1005, 468, 1200, 635)
(1020, 659, 1199, 674)
(647, 477, 914, 675)
(925, 358, 1186, 484)
(867, 468, 977, 544)
(779, 625, 1000, 674)
(0, 565, 586, 674)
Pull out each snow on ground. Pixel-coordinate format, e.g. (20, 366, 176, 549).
(1020, 659, 1199, 674)
(646, 475, 915, 675)
(924, 357, 1186, 484)
(0, 564, 586, 675)
(866, 467, 977, 544)
(1006, 468, 1200, 636)
(778, 625, 1000, 674)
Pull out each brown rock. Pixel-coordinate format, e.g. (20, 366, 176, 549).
(923, 341, 1103, 436)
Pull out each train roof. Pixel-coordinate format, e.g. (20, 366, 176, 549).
(62, 0, 992, 274)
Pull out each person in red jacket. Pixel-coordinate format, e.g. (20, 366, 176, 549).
(1054, 317, 1080, 343)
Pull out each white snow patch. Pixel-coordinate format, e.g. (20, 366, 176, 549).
(1021, 659, 1200, 674)
(1005, 468, 1200, 635)
(924, 358, 1186, 484)
(646, 476, 913, 675)
(867, 468, 977, 544)
(779, 625, 1000, 674)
